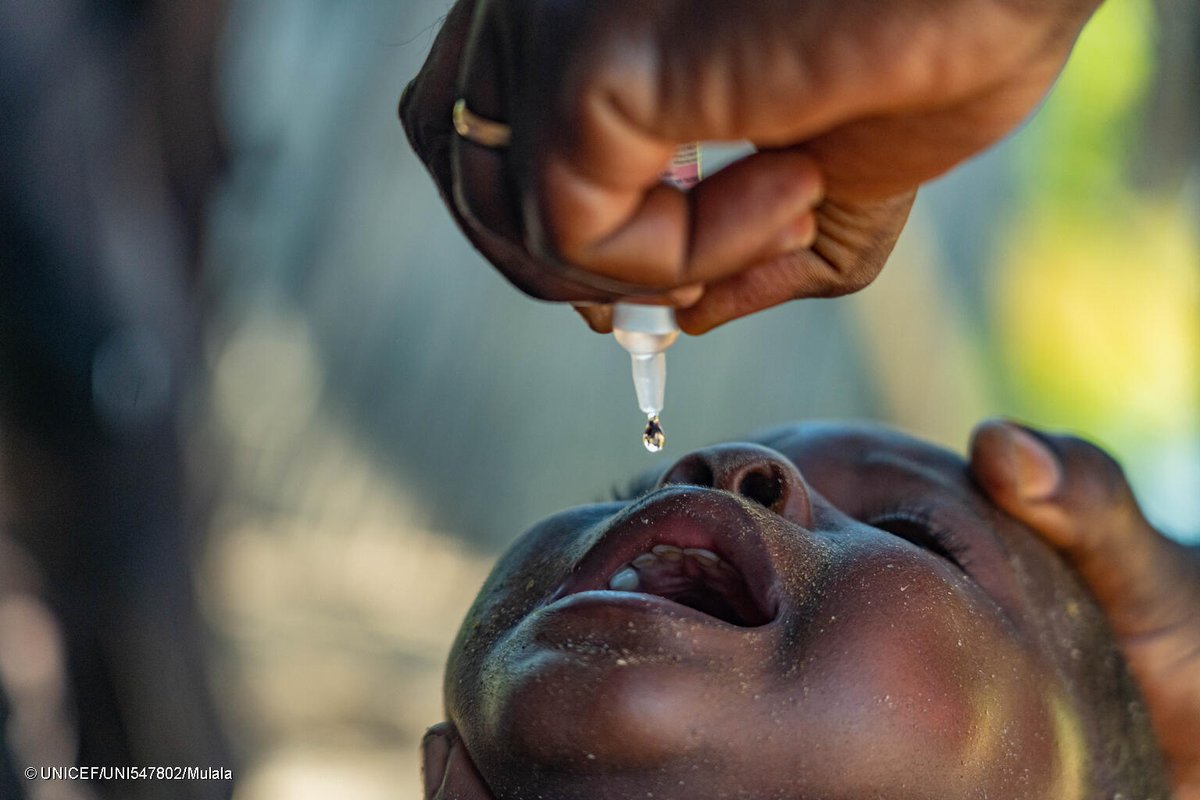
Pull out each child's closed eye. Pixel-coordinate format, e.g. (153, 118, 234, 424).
(867, 505, 972, 571)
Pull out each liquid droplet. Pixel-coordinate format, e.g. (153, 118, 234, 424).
(642, 415, 665, 452)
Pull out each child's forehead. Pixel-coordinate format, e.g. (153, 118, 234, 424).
(762, 421, 965, 471)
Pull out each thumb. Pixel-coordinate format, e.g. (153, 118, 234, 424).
(968, 419, 1196, 638)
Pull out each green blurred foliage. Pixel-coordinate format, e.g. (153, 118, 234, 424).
(987, 0, 1198, 532)
(1015, 0, 1156, 215)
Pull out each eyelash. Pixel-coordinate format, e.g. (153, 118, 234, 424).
(866, 505, 972, 570)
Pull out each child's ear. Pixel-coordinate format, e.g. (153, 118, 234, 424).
(422, 722, 496, 800)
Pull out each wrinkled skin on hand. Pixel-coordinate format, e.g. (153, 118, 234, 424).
(971, 421, 1200, 800)
(402, 0, 1100, 332)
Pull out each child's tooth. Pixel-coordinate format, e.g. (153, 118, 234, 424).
(609, 566, 640, 592)
(651, 544, 683, 561)
(632, 553, 658, 568)
(683, 547, 720, 565)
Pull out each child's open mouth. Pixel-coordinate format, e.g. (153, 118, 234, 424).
(551, 486, 781, 628)
(604, 544, 771, 626)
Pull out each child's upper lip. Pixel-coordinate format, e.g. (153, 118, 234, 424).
(550, 485, 784, 626)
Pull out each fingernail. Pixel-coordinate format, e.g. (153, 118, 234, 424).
(1005, 424, 1062, 501)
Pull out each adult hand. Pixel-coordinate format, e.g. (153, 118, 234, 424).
(971, 420, 1200, 800)
(401, 0, 1100, 333)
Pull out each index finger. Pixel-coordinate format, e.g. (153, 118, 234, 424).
(400, 0, 481, 189)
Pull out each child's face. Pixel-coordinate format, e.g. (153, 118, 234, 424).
(439, 424, 1157, 799)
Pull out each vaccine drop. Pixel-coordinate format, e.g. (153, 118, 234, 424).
(642, 415, 665, 453)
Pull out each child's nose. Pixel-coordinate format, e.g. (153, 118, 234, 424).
(656, 443, 812, 526)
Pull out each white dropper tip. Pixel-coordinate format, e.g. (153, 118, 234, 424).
(612, 304, 679, 415)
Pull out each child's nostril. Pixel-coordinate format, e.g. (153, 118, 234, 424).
(657, 446, 811, 526)
(737, 469, 783, 510)
(664, 457, 715, 488)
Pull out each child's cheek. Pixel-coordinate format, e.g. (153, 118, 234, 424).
(788, 551, 1074, 799)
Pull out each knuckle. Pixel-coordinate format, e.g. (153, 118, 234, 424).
(806, 199, 905, 297)
(838, 259, 882, 294)
(801, 250, 881, 298)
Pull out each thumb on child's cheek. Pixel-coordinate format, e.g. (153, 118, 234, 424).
(968, 419, 1083, 550)
(970, 420, 1062, 501)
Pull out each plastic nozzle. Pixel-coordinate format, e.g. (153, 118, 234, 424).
(612, 304, 679, 415)
(609, 142, 696, 444)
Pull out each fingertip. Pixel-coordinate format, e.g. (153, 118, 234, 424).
(573, 303, 613, 333)
(674, 302, 727, 335)
(674, 316, 713, 335)
(1008, 424, 1064, 502)
(969, 419, 1062, 504)
(968, 418, 1019, 499)
(664, 282, 705, 309)
(674, 245, 833, 334)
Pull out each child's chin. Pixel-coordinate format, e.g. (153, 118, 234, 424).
(464, 657, 732, 772)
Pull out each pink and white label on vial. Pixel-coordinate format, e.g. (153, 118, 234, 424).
(661, 142, 702, 190)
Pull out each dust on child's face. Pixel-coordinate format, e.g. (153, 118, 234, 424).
(442, 423, 1140, 799)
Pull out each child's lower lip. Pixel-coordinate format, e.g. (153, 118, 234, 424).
(521, 589, 780, 654)
(544, 588, 743, 624)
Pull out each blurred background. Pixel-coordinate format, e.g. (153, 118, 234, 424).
(0, 0, 1195, 798)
